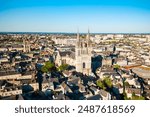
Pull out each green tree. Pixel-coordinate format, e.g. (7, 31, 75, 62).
(123, 92, 130, 100)
(58, 64, 69, 72)
(138, 96, 145, 100)
(96, 80, 106, 90)
(113, 64, 121, 72)
(41, 61, 55, 73)
(41, 66, 48, 73)
(113, 64, 120, 69)
(103, 77, 113, 88)
(131, 93, 145, 100)
(132, 92, 136, 97)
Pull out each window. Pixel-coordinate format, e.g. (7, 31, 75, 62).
(84, 43, 87, 47)
(83, 62, 86, 68)
(81, 43, 83, 47)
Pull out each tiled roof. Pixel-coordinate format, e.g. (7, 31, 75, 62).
(126, 88, 141, 94)
(0, 71, 20, 76)
(132, 66, 150, 79)
(59, 51, 72, 57)
(99, 90, 108, 97)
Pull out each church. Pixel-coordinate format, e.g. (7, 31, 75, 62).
(55, 30, 94, 76)
(75, 30, 93, 75)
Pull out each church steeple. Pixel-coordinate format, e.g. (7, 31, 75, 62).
(76, 28, 81, 48)
(75, 28, 92, 75)
(86, 28, 90, 41)
(77, 28, 80, 41)
(86, 28, 91, 48)
(88, 28, 90, 35)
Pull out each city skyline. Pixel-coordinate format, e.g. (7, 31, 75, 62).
(0, 0, 150, 33)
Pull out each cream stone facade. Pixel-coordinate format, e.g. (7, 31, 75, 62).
(54, 31, 93, 75)
(75, 30, 92, 75)
(55, 50, 75, 66)
(23, 38, 31, 53)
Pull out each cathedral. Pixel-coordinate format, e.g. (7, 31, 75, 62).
(23, 38, 31, 53)
(55, 30, 93, 76)
(75, 30, 93, 75)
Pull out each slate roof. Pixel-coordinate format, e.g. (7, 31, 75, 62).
(59, 51, 72, 57)
(87, 94, 102, 100)
(54, 93, 65, 100)
(1, 95, 24, 100)
(132, 66, 150, 79)
(0, 71, 20, 76)
(99, 90, 108, 97)
(59, 50, 75, 59)
(126, 88, 141, 94)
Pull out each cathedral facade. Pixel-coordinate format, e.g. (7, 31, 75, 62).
(75, 30, 92, 75)
(23, 38, 31, 53)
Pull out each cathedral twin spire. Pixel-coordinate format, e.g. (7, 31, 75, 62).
(77, 29, 90, 42)
(75, 28, 92, 75)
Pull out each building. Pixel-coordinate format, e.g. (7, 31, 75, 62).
(52, 38, 76, 46)
(23, 38, 31, 53)
(75, 30, 93, 75)
(55, 50, 75, 66)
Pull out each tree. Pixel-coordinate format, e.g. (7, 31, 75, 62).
(113, 64, 121, 71)
(138, 96, 145, 100)
(103, 77, 113, 88)
(132, 92, 136, 97)
(41, 66, 48, 73)
(96, 80, 106, 90)
(41, 61, 55, 73)
(114, 64, 120, 68)
(132, 93, 145, 100)
(123, 92, 130, 100)
(58, 64, 69, 72)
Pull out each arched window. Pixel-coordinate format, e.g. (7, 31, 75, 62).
(83, 62, 86, 68)
(84, 43, 87, 47)
(81, 42, 83, 47)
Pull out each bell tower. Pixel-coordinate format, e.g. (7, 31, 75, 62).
(23, 38, 31, 53)
(75, 29, 92, 75)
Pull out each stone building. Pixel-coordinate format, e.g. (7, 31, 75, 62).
(55, 30, 93, 75)
(23, 38, 31, 53)
(75, 30, 93, 75)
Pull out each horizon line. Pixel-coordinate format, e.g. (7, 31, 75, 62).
(0, 31, 150, 34)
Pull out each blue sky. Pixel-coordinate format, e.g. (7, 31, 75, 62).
(0, 0, 150, 33)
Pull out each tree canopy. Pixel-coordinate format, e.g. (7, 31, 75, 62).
(103, 77, 113, 88)
(96, 77, 113, 90)
(41, 61, 55, 73)
(96, 80, 106, 90)
(123, 92, 145, 100)
(132, 93, 145, 100)
(58, 64, 69, 72)
(113, 64, 121, 69)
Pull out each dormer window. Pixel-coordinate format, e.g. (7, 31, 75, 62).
(83, 62, 86, 68)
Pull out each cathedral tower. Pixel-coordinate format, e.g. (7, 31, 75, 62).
(75, 30, 92, 75)
(23, 38, 31, 53)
